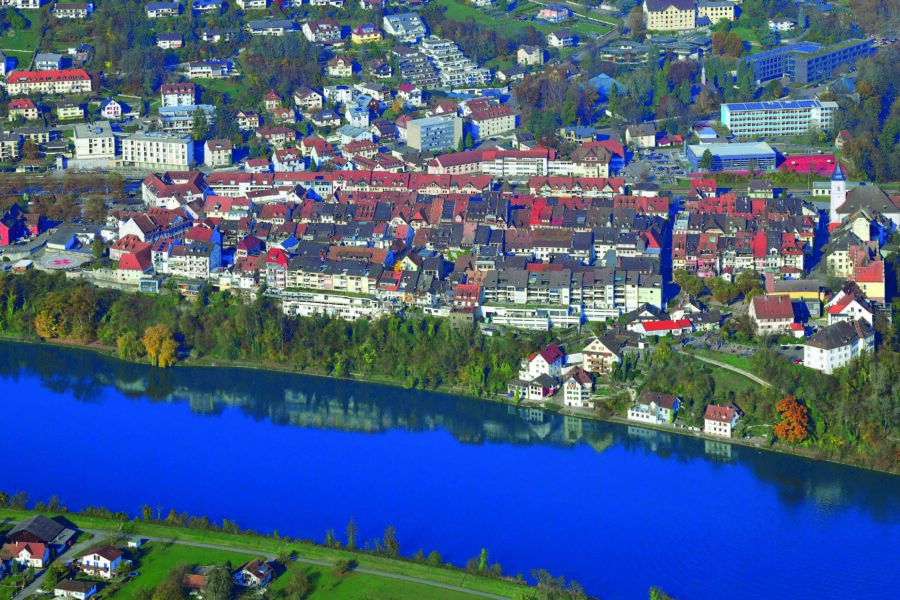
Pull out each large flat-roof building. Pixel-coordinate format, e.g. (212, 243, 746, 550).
(72, 121, 116, 159)
(642, 0, 695, 31)
(722, 100, 839, 138)
(744, 39, 874, 84)
(686, 142, 777, 172)
(121, 132, 194, 169)
(406, 115, 462, 153)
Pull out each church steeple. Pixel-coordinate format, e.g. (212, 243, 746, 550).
(830, 163, 847, 225)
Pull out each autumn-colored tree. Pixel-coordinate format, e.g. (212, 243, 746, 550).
(143, 324, 176, 367)
(774, 396, 810, 444)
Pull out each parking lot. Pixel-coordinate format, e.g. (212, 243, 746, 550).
(681, 333, 806, 364)
(622, 148, 691, 184)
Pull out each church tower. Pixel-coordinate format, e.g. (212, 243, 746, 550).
(830, 163, 847, 226)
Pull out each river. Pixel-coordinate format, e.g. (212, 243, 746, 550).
(2, 341, 899, 599)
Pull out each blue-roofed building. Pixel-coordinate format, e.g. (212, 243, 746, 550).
(686, 142, 777, 172)
(721, 99, 839, 138)
(744, 38, 874, 83)
(586, 73, 625, 100)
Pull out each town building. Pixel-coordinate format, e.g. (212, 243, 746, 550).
(704, 404, 741, 437)
(35, 53, 63, 70)
(697, 1, 735, 23)
(749, 294, 794, 335)
(721, 100, 838, 138)
(121, 132, 194, 169)
(78, 546, 124, 579)
(156, 33, 183, 49)
(625, 123, 656, 148)
(744, 39, 874, 84)
(160, 83, 196, 107)
(469, 105, 516, 139)
(686, 142, 778, 172)
(351, 23, 382, 44)
(547, 30, 577, 48)
(383, 13, 427, 43)
(517, 45, 544, 67)
(581, 334, 621, 375)
(804, 319, 874, 374)
(53, 2, 92, 18)
(204, 139, 232, 167)
(5, 69, 92, 96)
(8, 99, 39, 121)
(627, 391, 679, 424)
(642, 0, 696, 31)
(419, 36, 491, 87)
(146, 1, 180, 17)
(406, 116, 462, 152)
(247, 18, 293, 36)
(73, 121, 116, 159)
(301, 20, 342, 44)
(57, 101, 83, 120)
(563, 367, 593, 408)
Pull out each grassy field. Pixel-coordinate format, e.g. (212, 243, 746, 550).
(0, 25, 39, 53)
(271, 562, 500, 600)
(693, 349, 756, 372)
(115, 542, 256, 599)
(0, 510, 528, 599)
(708, 367, 756, 396)
(436, 0, 612, 38)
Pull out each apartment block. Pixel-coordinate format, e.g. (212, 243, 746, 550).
(721, 100, 838, 138)
(406, 116, 462, 152)
(121, 132, 194, 169)
(73, 121, 116, 159)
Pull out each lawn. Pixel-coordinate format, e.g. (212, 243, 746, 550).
(272, 563, 495, 600)
(708, 368, 756, 397)
(0, 25, 39, 53)
(114, 542, 256, 600)
(0, 510, 527, 599)
(435, 0, 611, 38)
(693, 349, 755, 372)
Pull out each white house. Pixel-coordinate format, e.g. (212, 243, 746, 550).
(2, 542, 50, 568)
(627, 391, 679, 424)
(234, 560, 274, 588)
(78, 546, 124, 578)
(704, 404, 741, 437)
(625, 123, 656, 148)
(804, 319, 875, 374)
(581, 334, 621, 375)
(825, 283, 874, 326)
(521, 343, 565, 380)
(99, 98, 123, 120)
(563, 367, 593, 408)
(54, 580, 98, 600)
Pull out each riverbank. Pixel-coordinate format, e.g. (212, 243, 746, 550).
(5, 332, 896, 477)
(0, 507, 529, 599)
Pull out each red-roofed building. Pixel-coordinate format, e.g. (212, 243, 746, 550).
(749, 295, 795, 334)
(704, 404, 741, 437)
(524, 343, 565, 379)
(778, 154, 837, 176)
(469, 105, 517, 139)
(0, 542, 49, 568)
(563, 366, 593, 407)
(8, 98, 39, 121)
(6, 69, 92, 95)
(629, 319, 692, 337)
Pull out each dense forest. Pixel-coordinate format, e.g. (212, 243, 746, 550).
(0, 271, 547, 396)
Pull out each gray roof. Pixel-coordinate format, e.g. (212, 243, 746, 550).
(8, 515, 69, 545)
(806, 319, 873, 351)
(644, 0, 694, 11)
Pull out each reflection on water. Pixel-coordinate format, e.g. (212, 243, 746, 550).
(2, 341, 900, 524)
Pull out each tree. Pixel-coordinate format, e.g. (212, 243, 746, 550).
(345, 516, 358, 550)
(143, 324, 175, 367)
(22, 139, 39, 160)
(118, 331, 145, 361)
(774, 395, 810, 443)
(284, 571, 310, 599)
(478, 547, 488, 572)
(427, 550, 443, 567)
(91, 234, 105, 260)
(84, 196, 108, 224)
(42, 563, 68, 591)
(382, 525, 399, 556)
(627, 6, 645, 39)
(191, 108, 209, 141)
(699, 148, 714, 171)
(333, 559, 351, 575)
(205, 564, 233, 600)
(673, 269, 705, 297)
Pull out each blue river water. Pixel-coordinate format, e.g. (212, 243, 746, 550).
(1, 341, 899, 599)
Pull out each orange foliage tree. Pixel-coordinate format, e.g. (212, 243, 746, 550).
(773, 396, 810, 444)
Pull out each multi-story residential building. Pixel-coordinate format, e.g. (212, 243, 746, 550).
(121, 132, 194, 169)
(57, 101, 83, 120)
(351, 23, 382, 44)
(749, 294, 794, 334)
(157, 104, 216, 133)
(697, 1, 735, 23)
(0, 133, 21, 162)
(8, 99, 39, 121)
(392, 47, 441, 88)
(721, 100, 838, 138)
(704, 404, 741, 437)
(156, 33, 183, 49)
(383, 13, 427, 43)
(517, 45, 544, 67)
(327, 55, 353, 78)
(204, 139, 232, 167)
(547, 30, 577, 48)
(744, 39, 874, 84)
(236, 0, 267, 8)
(160, 83, 196, 107)
(419, 36, 491, 88)
(804, 319, 875, 374)
(301, 20, 342, 44)
(247, 19, 293, 36)
(35, 53, 62, 71)
(72, 121, 116, 159)
(53, 2, 92, 18)
(642, 0, 696, 31)
(581, 334, 621, 375)
(1, 0, 42, 8)
(146, 1, 180, 17)
(469, 105, 517, 139)
(5, 69, 92, 96)
(628, 391, 679, 424)
(167, 242, 222, 279)
(406, 115, 462, 152)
